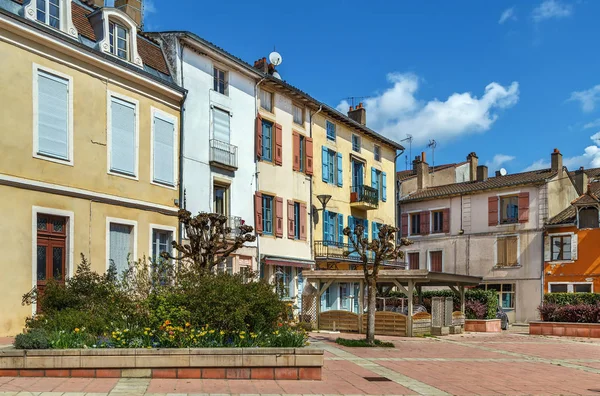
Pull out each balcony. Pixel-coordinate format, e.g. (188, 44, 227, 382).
(314, 241, 406, 268)
(226, 215, 243, 238)
(350, 185, 379, 210)
(209, 139, 238, 171)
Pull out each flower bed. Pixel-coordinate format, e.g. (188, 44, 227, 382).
(529, 321, 600, 338)
(464, 319, 501, 333)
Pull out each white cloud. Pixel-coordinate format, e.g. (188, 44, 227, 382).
(144, 0, 157, 15)
(336, 73, 519, 145)
(570, 85, 600, 113)
(499, 7, 516, 24)
(584, 119, 600, 129)
(532, 0, 572, 22)
(523, 133, 600, 171)
(486, 154, 516, 170)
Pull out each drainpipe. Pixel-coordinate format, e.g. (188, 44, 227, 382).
(177, 39, 188, 247)
(309, 105, 323, 264)
(254, 76, 266, 277)
(394, 149, 405, 245)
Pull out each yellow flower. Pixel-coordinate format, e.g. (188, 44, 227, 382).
(239, 335, 245, 339)
(273, 331, 279, 335)
(144, 328, 151, 331)
(144, 331, 148, 335)
(240, 331, 246, 335)
(251, 333, 257, 339)
(124, 329, 129, 333)
(185, 322, 191, 327)
(74, 328, 80, 333)
(117, 337, 121, 341)
(220, 331, 225, 336)
(208, 330, 215, 334)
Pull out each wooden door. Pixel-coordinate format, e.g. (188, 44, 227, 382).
(36, 215, 66, 311)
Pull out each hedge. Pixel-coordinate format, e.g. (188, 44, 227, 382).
(538, 303, 600, 323)
(543, 293, 600, 306)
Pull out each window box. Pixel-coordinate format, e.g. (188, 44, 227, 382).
(464, 319, 502, 333)
(530, 321, 600, 338)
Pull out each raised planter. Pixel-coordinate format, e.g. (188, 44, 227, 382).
(529, 321, 600, 338)
(0, 347, 323, 380)
(464, 319, 501, 333)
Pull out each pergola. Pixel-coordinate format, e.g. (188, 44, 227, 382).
(304, 269, 483, 336)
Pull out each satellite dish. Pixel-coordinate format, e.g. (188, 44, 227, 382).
(499, 168, 508, 176)
(269, 51, 282, 66)
(272, 71, 282, 80)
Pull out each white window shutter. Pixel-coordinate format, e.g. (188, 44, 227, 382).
(153, 116, 175, 185)
(38, 71, 69, 159)
(544, 235, 551, 262)
(109, 224, 132, 276)
(110, 98, 136, 175)
(571, 233, 578, 261)
(213, 108, 230, 143)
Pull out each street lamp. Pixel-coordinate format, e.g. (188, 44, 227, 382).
(316, 194, 332, 212)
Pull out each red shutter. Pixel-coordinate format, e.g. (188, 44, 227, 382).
(287, 199, 295, 238)
(401, 213, 408, 237)
(274, 123, 283, 166)
(299, 203, 307, 241)
(443, 208, 450, 233)
(420, 211, 430, 235)
(305, 137, 313, 175)
(488, 196, 499, 226)
(255, 115, 262, 160)
(292, 132, 300, 171)
(518, 192, 530, 223)
(254, 192, 263, 234)
(275, 197, 284, 237)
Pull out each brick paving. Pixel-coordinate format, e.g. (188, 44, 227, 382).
(2, 331, 600, 395)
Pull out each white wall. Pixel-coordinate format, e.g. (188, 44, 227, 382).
(179, 45, 257, 248)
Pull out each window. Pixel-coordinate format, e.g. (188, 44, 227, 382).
(410, 213, 421, 235)
(217, 257, 234, 275)
(108, 223, 133, 276)
(109, 21, 129, 60)
(35, 69, 70, 162)
(262, 194, 274, 235)
(261, 120, 273, 162)
(260, 89, 273, 112)
(326, 120, 336, 141)
(151, 229, 173, 263)
(500, 196, 519, 224)
(549, 283, 593, 293)
(374, 145, 381, 162)
(36, 214, 67, 286)
(152, 111, 175, 186)
(408, 252, 419, 270)
(109, 96, 137, 177)
(323, 210, 343, 245)
(352, 134, 361, 152)
(212, 108, 230, 143)
(551, 235, 572, 261)
(370, 168, 386, 201)
(480, 284, 515, 309)
(213, 184, 229, 216)
(294, 202, 301, 240)
(497, 236, 518, 267)
(293, 104, 303, 125)
(37, 0, 60, 29)
(275, 266, 294, 299)
(299, 135, 305, 172)
(213, 67, 227, 95)
(579, 207, 599, 229)
(432, 211, 444, 234)
(429, 251, 442, 272)
(327, 149, 336, 184)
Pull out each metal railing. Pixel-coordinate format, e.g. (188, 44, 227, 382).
(227, 215, 243, 237)
(350, 185, 379, 206)
(314, 241, 407, 268)
(210, 139, 238, 169)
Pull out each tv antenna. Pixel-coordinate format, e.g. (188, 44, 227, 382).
(344, 96, 371, 107)
(427, 139, 437, 174)
(400, 135, 413, 170)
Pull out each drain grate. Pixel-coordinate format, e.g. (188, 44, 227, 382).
(364, 376, 392, 382)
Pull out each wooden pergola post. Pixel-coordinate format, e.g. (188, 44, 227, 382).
(359, 279, 364, 334)
(407, 280, 414, 337)
(460, 285, 465, 314)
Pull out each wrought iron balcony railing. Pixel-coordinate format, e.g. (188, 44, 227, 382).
(210, 139, 238, 170)
(227, 215, 243, 237)
(314, 241, 407, 269)
(350, 185, 379, 208)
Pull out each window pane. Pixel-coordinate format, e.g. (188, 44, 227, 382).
(110, 98, 136, 175)
(260, 90, 272, 111)
(502, 292, 514, 309)
(262, 121, 272, 161)
(37, 217, 47, 231)
(574, 284, 592, 293)
(37, 245, 47, 281)
(501, 196, 519, 223)
(293, 105, 303, 124)
(49, 0, 60, 28)
(213, 108, 230, 143)
(153, 116, 175, 185)
(550, 284, 568, 293)
(152, 230, 172, 262)
(37, 0, 46, 22)
(52, 246, 63, 280)
(374, 145, 381, 161)
(502, 284, 513, 292)
(38, 71, 69, 160)
(299, 135, 305, 172)
(214, 185, 227, 215)
(487, 284, 501, 292)
(109, 223, 133, 276)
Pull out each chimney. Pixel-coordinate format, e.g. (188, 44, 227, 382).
(573, 167, 588, 195)
(114, 0, 142, 26)
(253, 57, 268, 74)
(467, 152, 478, 181)
(92, 0, 105, 7)
(477, 165, 488, 182)
(348, 102, 366, 125)
(495, 170, 501, 177)
(414, 151, 430, 190)
(551, 148, 563, 174)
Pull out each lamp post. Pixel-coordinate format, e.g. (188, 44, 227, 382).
(316, 194, 332, 212)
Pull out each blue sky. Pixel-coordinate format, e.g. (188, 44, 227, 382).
(142, 0, 600, 174)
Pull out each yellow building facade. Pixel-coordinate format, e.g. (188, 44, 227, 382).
(0, 1, 184, 335)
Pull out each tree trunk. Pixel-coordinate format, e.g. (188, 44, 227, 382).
(366, 278, 377, 344)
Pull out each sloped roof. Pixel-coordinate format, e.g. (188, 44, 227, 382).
(400, 168, 557, 203)
(397, 162, 463, 181)
(547, 180, 600, 225)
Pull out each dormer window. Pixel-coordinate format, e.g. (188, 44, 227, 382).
(36, 0, 60, 29)
(109, 21, 129, 60)
(578, 207, 599, 229)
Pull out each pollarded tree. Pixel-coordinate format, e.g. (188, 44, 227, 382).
(163, 210, 256, 272)
(343, 223, 412, 345)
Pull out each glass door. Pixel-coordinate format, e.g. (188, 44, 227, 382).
(36, 215, 67, 312)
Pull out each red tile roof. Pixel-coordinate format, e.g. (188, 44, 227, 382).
(397, 163, 461, 181)
(547, 180, 600, 225)
(71, 2, 96, 41)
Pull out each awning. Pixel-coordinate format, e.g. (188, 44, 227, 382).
(264, 256, 314, 268)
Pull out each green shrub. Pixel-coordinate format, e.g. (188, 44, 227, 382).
(388, 289, 498, 319)
(14, 329, 49, 349)
(543, 293, 600, 306)
(335, 338, 395, 348)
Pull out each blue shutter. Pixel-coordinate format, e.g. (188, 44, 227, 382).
(322, 146, 329, 182)
(153, 115, 175, 185)
(323, 210, 330, 243)
(382, 172, 387, 202)
(337, 152, 343, 187)
(110, 97, 136, 175)
(37, 71, 69, 160)
(363, 219, 369, 241)
(372, 222, 378, 241)
(338, 213, 344, 244)
(348, 215, 354, 243)
(371, 167, 377, 189)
